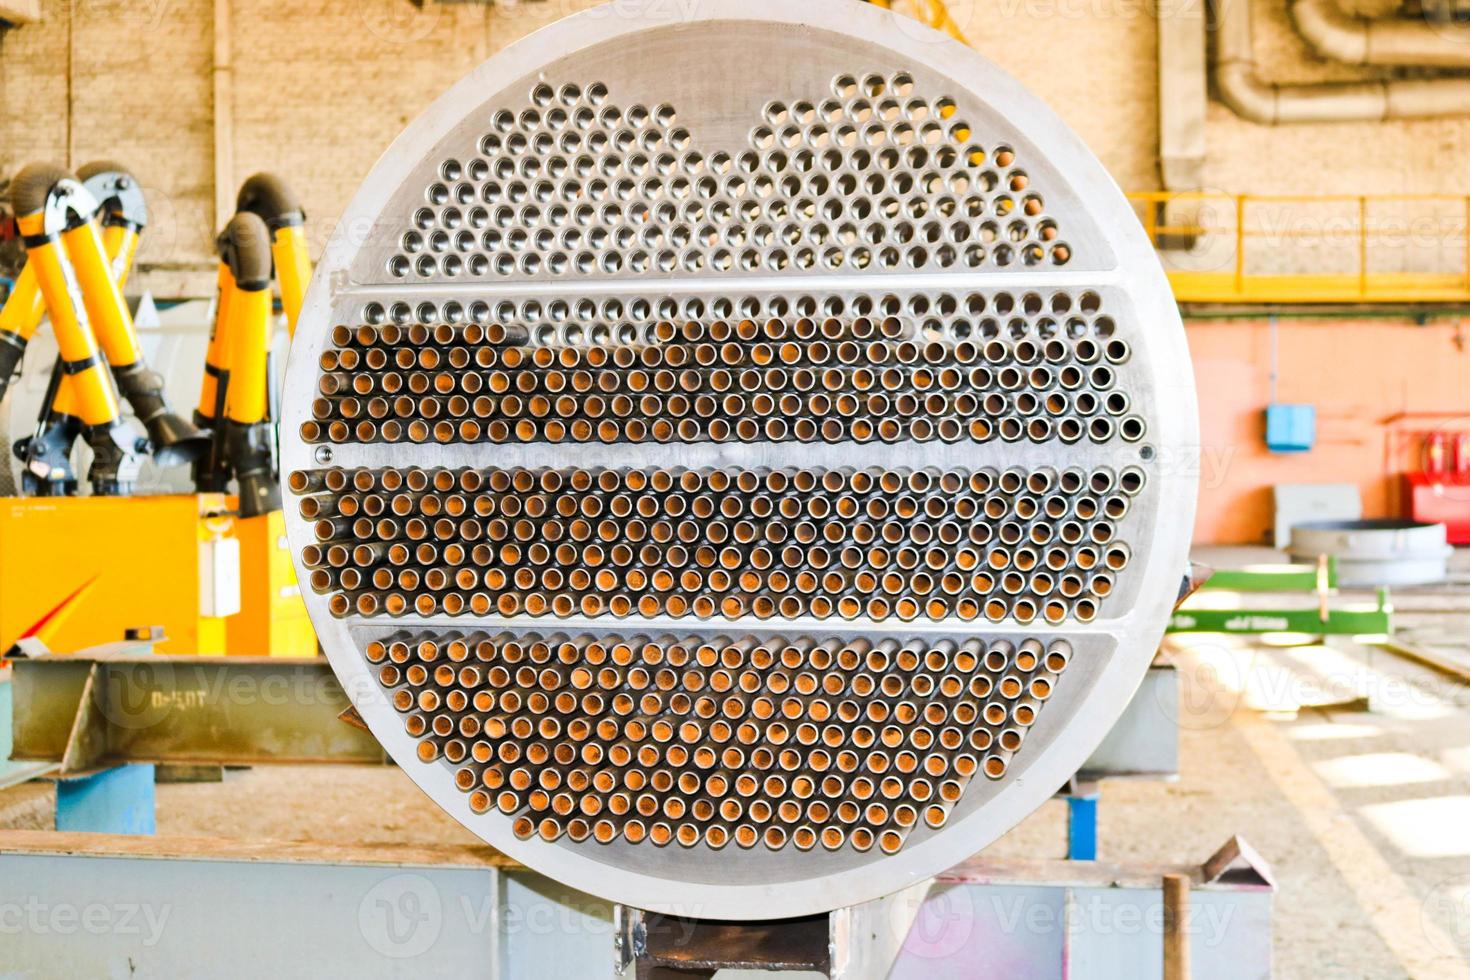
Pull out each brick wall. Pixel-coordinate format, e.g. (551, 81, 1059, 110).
(2, 0, 1467, 295)
(0, 0, 603, 294)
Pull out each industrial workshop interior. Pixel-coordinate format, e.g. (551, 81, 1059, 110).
(6, 0, 1470, 976)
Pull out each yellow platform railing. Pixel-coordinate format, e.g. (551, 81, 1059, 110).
(1127, 191, 1470, 305)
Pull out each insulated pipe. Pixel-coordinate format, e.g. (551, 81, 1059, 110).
(1215, 0, 1470, 124)
(0, 263, 45, 403)
(236, 173, 312, 337)
(1291, 0, 1470, 68)
(196, 262, 236, 430)
(1158, 0, 1207, 190)
(60, 220, 145, 373)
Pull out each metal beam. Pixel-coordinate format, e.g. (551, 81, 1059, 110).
(1080, 663, 1179, 781)
(0, 673, 57, 789)
(9, 652, 385, 771)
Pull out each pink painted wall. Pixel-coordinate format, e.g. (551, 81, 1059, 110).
(1186, 316, 1470, 544)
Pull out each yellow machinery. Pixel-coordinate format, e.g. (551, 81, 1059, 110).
(0, 494, 236, 656)
(193, 176, 317, 655)
(2, 162, 207, 494)
(234, 173, 312, 336)
(0, 165, 316, 657)
(0, 498, 313, 658)
(6, 164, 141, 493)
(229, 508, 315, 657)
(189, 175, 317, 655)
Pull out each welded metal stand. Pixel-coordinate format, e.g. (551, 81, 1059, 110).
(617, 912, 830, 979)
(614, 886, 924, 980)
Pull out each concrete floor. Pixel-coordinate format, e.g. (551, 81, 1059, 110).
(6, 545, 1470, 977)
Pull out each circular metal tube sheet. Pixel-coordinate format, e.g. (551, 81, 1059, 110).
(280, 0, 1198, 919)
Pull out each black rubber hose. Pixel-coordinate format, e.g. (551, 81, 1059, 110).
(76, 159, 130, 183)
(217, 211, 273, 290)
(11, 162, 72, 218)
(0, 342, 24, 403)
(235, 173, 305, 229)
(225, 421, 281, 517)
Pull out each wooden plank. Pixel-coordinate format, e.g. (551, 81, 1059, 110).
(0, 829, 517, 870)
(1162, 873, 1191, 980)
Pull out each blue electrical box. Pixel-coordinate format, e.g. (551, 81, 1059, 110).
(1265, 403, 1315, 453)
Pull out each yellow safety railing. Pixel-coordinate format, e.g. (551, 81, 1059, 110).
(1127, 192, 1470, 305)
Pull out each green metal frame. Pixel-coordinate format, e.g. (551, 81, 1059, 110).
(1167, 596, 1392, 636)
(1199, 557, 1337, 593)
(1168, 556, 1392, 636)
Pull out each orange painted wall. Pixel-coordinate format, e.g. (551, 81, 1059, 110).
(1187, 316, 1470, 544)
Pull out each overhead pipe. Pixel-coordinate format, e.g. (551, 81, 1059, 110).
(1214, 0, 1470, 124)
(1159, 0, 1207, 189)
(1291, 0, 1470, 68)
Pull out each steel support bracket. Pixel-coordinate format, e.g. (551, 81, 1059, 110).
(614, 881, 927, 979)
(58, 663, 110, 774)
(9, 649, 387, 770)
(615, 909, 830, 979)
